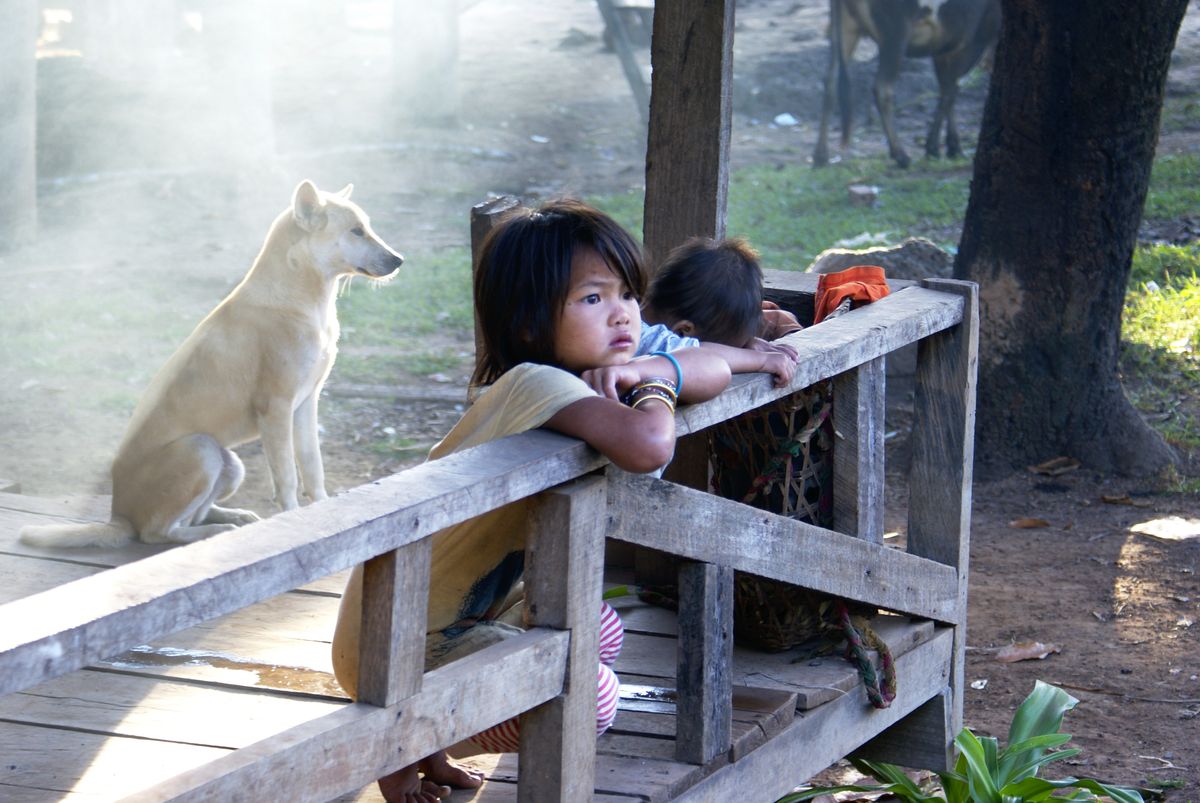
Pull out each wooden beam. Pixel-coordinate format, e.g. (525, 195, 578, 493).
(356, 541, 431, 707)
(673, 286, 965, 438)
(674, 561, 733, 764)
(125, 629, 570, 803)
(595, 0, 650, 122)
(519, 478, 607, 802)
(0, 0, 37, 248)
(852, 690, 954, 771)
(606, 471, 960, 622)
(0, 429, 605, 697)
(642, 0, 735, 269)
(832, 357, 886, 543)
(907, 277, 978, 740)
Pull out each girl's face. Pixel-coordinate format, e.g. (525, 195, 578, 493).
(554, 247, 642, 374)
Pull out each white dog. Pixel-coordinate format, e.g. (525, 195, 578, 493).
(20, 180, 403, 547)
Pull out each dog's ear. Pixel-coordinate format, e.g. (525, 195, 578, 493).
(292, 180, 326, 232)
(333, 184, 354, 200)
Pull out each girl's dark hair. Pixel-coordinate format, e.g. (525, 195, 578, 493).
(472, 199, 647, 386)
(646, 236, 763, 346)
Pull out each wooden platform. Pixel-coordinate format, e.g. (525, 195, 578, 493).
(0, 491, 947, 801)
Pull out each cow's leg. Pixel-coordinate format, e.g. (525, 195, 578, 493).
(814, 0, 860, 166)
(873, 29, 910, 168)
(927, 54, 962, 158)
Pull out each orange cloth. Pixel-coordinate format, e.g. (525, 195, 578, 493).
(759, 300, 803, 340)
(813, 265, 890, 324)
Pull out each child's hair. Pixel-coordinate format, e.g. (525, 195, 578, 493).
(472, 198, 647, 386)
(646, 236, 763, 346)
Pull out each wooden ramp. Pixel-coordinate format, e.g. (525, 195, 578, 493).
(0, 491, 946, 802)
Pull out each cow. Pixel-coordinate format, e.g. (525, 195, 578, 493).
(812, 0, 1001, 168)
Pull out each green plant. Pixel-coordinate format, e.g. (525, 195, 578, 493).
(779, 681, 1144, 803)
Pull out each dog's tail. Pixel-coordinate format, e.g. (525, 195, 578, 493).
(19, 518, 136, 548)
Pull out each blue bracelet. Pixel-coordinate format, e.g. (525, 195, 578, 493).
(649, 350, 683, 397)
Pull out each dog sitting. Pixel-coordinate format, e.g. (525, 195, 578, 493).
(20, 180, 403, 547)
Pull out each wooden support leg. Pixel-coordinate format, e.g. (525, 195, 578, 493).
(852, 689, 954, 770)
(356, 542, 432, 707)
(519, 477, 607, 802)
(675, 560, 733, 764)
(833, 357, 886, 543)
(906, 278, 979, 751)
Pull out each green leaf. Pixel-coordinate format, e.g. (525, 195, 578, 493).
(955, 729, 1002, 803)
(1002, 775, 1144, 803)
(1004, 746, 1081, 783)
(998, 681, 1078, 783)
(776, 782, 932, 803)
(936, 769, 970, 803)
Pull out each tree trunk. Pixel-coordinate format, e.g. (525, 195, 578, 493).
(954, 0, 1188, 478)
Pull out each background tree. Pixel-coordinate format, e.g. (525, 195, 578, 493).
(954, 0, 1189, 477)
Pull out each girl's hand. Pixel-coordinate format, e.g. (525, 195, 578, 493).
(580, 364, 642, 400)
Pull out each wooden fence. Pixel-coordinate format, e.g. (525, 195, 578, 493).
(0, 271, 977, 801)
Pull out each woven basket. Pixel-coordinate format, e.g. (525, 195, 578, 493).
(708, 381, 837, 652)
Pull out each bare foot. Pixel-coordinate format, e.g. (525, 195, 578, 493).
(377, 764, 450, 803)
(419, 750, 484, 790)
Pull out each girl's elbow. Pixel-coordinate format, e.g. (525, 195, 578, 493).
(614, 428, 675, 473)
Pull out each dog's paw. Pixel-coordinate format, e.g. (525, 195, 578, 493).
(206, 506, 261, 526)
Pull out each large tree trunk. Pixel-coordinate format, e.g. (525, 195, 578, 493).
(955, 0, 1188, 478)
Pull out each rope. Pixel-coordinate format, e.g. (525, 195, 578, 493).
(832, 600, 896, 709)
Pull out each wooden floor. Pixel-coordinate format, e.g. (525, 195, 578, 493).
(0, 490, 940, 802)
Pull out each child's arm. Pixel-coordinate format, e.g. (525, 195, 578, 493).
(698, 342, 796, 388)
(544, 349, 731, 474)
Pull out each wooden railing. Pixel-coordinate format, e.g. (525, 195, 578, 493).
(0, 275, 977, 802)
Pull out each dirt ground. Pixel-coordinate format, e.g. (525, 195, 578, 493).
(2, 0, 1199, 796)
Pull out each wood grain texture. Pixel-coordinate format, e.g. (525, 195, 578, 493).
(606, 472, 960, 622)
(356, 542, 430, 707)
(642, 0, 734, 268)
(519, 478, 607, 802)
(674, 561, 732, 764)
(832, 357, 886, 543)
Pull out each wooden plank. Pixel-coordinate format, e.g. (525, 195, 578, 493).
(126, 629, 570, 803)
(673, 286, 965, 437)
(0, 668, 342, 748)
(852, 690, 954, 771)
(357, 542, 430, 706)
(0, 720, 228, 801)
(0, 428, 607, 696)
(673, 629, 955, 802)
(832, 357, 886, 543)
(642, 0, 734, 268)
(606, 472, 960, 622)
(907, 277, 978, 741)
(674, 561, 732, 764)
(461, 753, 692, 803)
(0, 504, 349, 597)
(519, 478, 607, 802)
(615, 616, 934, 710)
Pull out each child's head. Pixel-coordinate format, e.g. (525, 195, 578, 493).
(473, 199, 647, 385)
(645, 236, 763, 347)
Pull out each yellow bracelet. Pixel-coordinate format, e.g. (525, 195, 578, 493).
(631, 393, 676, 412)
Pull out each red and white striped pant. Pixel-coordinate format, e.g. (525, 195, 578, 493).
(468, 601, 624, 754)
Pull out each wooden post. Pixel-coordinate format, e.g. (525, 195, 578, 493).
(641, 0, 734, 269)
(469, 195, 522, 387)
(675, 560, 733, 764)
(874, 278, 977, 769)
(832, 357, 886, 543)
(595, 0, 650, 123)
(518, 477, 607, 802)
(642, 1, 736, 765)
(356, 542, 431, 707)
(0, 0, 38, 249)
(392, 1, 459, 125)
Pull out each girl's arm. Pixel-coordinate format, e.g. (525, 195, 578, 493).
(582, 348, 732, 403)
(544, 395, 676, 473)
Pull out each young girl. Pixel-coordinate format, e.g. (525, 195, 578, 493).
(331, 199, 732, 802)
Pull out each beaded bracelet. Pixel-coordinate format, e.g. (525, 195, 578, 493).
(631, 392, 676, 413)
(622, 377, 678, 410)
(649, 350, 683, 397)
